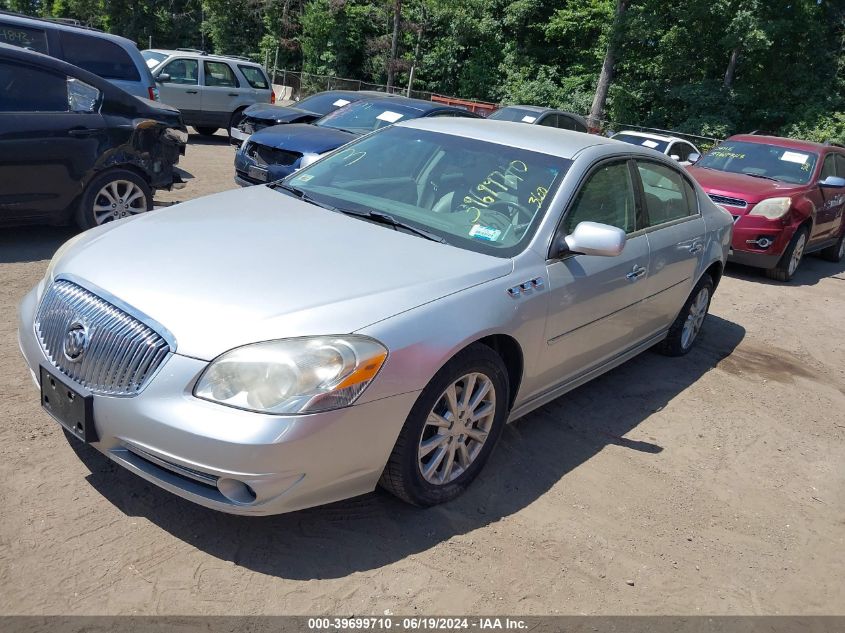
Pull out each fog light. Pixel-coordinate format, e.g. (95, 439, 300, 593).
(217, 478, 257, 504)
(746, 236, 774, 249)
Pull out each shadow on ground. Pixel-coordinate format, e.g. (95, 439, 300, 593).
(726, 252, 845, 287)
(69, 314, 745, 580)
(187, 130, 235, 146)
(0, 225, 77, 264)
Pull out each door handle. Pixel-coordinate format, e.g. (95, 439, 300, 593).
(227, 92, 239, 97)
(67, 128, 98, 137)
(626, 265, 647, 281)
(186, 90, 198, 94)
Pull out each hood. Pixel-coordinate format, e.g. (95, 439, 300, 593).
(245, 103, 318, 123)
(688, 166, 808, 205)
(53, 186, 512, 360)
(249, 123, 358, 155)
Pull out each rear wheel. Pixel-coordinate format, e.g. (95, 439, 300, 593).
(820, 230, 845, 263)
(657, 275, 714, 357)
(228, 109, 247, 136)
(194, 126, 219, 136)
(76, 168, 152, 229)
(379, 344, 509, 506)
(766, 226, 808, 282)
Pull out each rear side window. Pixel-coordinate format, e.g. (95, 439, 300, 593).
(0, 62, 68, 112)
(559, 116, 586, 132)
(60, 32, 141, 81)
(0, 22, 49, 54)
(238, 65, 268, 89)
(636, 161, 696, 226)
(204, 61, 238, 87)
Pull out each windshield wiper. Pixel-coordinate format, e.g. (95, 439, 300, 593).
(269, 181, 337, 212)
(745, 173, 779, 182)
(337, 207, 448, 244)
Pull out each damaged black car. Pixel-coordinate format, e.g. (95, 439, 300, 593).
(0, 43, 188, 228)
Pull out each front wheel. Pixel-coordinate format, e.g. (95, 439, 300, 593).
(379, 344, 509, 506)
(194, 126, 219, 136)
(76, 169, 152, 229)
(657, 274, 714, 357)
(766, 226, 808, 282)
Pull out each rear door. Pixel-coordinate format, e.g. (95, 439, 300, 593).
(814, 152, 845, 241)
(634, 159, 706, 337)
(538, 159, 652, 387)
(201, 60, 241, 127)
(0, 60, 107, 222)
(155, 57, 202, 120)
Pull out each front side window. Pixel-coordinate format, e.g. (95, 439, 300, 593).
(538, 114, 559, 128)
(284, 126, 571, 257)
(0, 62, 68, 112)
(559, 116, 586, 132)
(160, 59, 197, 85)
(834, 154, 845, 179)
(61, 32, 140, 81)
(238, 65, 268, 89)
(204, 61, 238, 87)
(563, 162, 638, 234)
(0, 22, 48, 54)
(697, 140, 818, 185)
(637, 161, 695, 226)
(820, 154, 837, 180)
(671, 143, 695, 162)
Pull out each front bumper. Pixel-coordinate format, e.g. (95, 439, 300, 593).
(233, 147, 296, 187)
(18, 284, 418, 516)
(727, 214, 792, 269)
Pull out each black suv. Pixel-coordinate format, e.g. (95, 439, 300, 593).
(0, 44, 187, 228)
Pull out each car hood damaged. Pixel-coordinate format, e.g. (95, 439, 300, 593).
(248, 123, 357, 156)
(49, 185, 513, 360)
(245, 104, 319, 124)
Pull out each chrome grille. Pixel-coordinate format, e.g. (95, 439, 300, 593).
(708, 193, 748, 208)
(35, 280, 170, 396)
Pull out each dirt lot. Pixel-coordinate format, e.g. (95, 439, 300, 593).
(1, 132, 844, 616)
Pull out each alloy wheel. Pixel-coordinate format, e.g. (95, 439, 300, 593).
(93, 180, 149, 225)
(681, 286, 710, 350)
(418, 372, 496, 485)
(788, 232, 807, 276)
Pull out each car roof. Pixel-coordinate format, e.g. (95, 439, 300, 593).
(398, 118, 618, 158)
(614, 129, 689, 144)
(0, 11, 138, 48)
(146, 48, 264, 67)
(726, 134, 835, 153)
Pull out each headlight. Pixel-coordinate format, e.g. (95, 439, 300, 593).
(194, 335, 388, 415)
(749, 197, 792, 220)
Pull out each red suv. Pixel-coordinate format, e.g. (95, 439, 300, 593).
(688, 135, 845, 281)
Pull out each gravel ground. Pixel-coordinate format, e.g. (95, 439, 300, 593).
(1, 132, 843, 615)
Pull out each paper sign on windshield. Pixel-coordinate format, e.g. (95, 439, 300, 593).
(781, 151, 809, 164)
(332, 99, 351, 107)
(521, 116, 537, 123)
(641, 140, 659, 149)
(376, 111, 404, 123)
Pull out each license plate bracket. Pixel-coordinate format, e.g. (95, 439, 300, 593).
(248, 165, 268, 182)
(40, 364, 97, 443)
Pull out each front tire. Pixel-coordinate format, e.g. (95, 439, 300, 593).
(194, 126, 219, 136)
(379, 343, 509, 506)
(657, 274, 714, 357)
(76, 168, 152, 230)
(766, 226, 808, 281)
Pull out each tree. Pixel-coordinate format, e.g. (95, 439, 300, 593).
(588, 0, 627, 129)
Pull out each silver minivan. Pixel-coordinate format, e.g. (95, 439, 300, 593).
(146, 49, 274, 136)
(0, 12, 158, 101)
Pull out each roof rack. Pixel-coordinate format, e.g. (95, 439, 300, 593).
(221, 54, 252, 62)
(176, 48, 207, 54)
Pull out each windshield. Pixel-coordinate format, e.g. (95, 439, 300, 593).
(316, 101, 425, 134)
(612, 133, 669, 153)
(297, 92, 362, 115)
(280, 126, 571, 257)
(697, 140, 818, 184)
(488, 107, 543, 123)
(142, 51, 168, 69)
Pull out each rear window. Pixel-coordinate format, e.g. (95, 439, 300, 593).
(238, 65, 268, 89)
(0, 22, 49, 54)
(60, 31, 141, 81)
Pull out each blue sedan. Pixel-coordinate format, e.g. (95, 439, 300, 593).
(234, 96, 478, 186)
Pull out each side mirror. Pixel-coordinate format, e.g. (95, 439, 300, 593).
(687, 152, 701, 164)
(819, 175, 845, 188)
(553, 221, 627, 258)
(156, 73, 171, 83)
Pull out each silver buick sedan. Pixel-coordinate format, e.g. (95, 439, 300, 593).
(18, 119, 733, 515)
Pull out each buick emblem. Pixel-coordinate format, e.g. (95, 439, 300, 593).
(63, 321, 89, 363)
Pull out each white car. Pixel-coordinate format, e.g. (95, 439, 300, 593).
(612, 130, 701, 165)
(144, 48, 274, 137)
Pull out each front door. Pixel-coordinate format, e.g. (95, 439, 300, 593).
(813, 153, 845, 242)
(155, 57, 202, 121)
(537, 159, 653, 390)
(0, 60, 106, 221)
